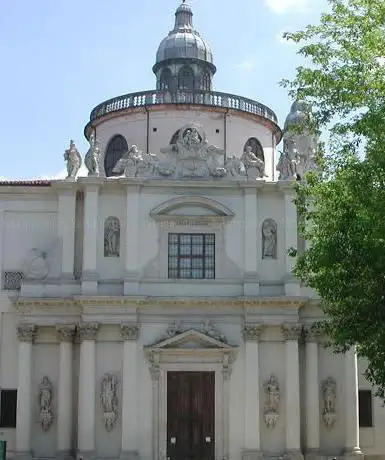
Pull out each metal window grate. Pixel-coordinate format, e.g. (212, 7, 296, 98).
(0, 389, 17, 428)
(168, 233, 215, 280)
(3, 271, 23, 291)
(359, 389, 373, 427)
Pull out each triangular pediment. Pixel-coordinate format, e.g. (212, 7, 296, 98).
(148, 329, 234, 350)
(150, 196, 234, 222)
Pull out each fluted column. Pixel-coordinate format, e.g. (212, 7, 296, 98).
(120, 323, 140, 460)
(82, 180, 102, 295)
(15, 324, 36, 460)
(304, 326, 320, 457)
(56, 325, 76, 460)
(243, 187, 260, 295)
(282, 324, 302, 459)
(242, 323, 264, 460)
(77, 323, 99, 460)
(344, 347, 362, 458)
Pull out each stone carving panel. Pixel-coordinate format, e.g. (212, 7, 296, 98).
(64, 139, 82, 179)
(22, 248, 50, 280)
(85, 131, 100, 176)
(263, 375, 280, 428)
(101, 373, 118, 432)
(322, 377, 337, 429)
(39, 376, 53, 431)
(262, 219, 277, 259)
(104, 216, 120, 257)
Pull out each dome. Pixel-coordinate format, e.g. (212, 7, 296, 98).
(155, 2, 214, 66)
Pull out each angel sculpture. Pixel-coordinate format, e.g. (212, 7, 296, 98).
(64, 140, 82, 179)
(84, 131, 100, 176)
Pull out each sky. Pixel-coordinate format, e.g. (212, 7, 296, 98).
(0, 0, 329, 180)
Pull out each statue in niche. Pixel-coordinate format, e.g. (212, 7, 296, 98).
(104, 216, 120, 257)
(322, 377, 337, 429)
(64, 139, 82, 179)
(38, 376, 53, 431)
(101, 373, 118, 432)
(84, 131, 100, 176)
(276, 139, 298, 181)
(224, 155, 246, 178)
(240, 146, 267, 180)
(263, 375, 280, 428)
(23, 248, 50, 280)
(262, 219, 277, 259)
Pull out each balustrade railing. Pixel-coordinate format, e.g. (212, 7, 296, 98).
(89, 89, 278, 124)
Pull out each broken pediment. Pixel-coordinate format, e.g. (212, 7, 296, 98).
(149, 196, 235, 223)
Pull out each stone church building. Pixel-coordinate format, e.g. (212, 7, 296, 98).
(0, 2, 384, 460)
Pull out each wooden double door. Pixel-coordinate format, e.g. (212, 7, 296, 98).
(167, 371, 215, 460)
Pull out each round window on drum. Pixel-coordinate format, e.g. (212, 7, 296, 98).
(104, 135, 128, 177)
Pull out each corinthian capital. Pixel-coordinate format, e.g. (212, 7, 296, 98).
(56, 324, 76, 342)
(303, 324, 321, 343)
(78, 322, 99, 341)
(243, 323, 264, 341)
(17, 324, 36, 342)
(281, 323, 302, 341)
(120, 323, 140, 341)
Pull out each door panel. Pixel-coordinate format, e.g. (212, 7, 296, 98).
(167, 371, 215, 460)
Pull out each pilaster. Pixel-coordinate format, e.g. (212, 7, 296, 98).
(15, 324, 36, 460)
(77, 322, 99, 459)
(243, 187, 260, 296)
(242, 323, 264, 460)
(282, 323, 303, 459)
(120, 323, 140, 460)
(124, 186, 141, 295)
(81, 179, 103, 295)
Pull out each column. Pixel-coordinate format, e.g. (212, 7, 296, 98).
(124, 185, 140, 295)
(120, 323, 140, 460)
(82, 180, 101, 295)
(77, 323, 99, 460)
(282, 186, 300, 296)
(243, 187, 260, 296)
(148, 355, 160, 460)
(15, 324, 36, 460)
(56, 325, 76, 460)
(242, 323, 263, 460)
(344, 347, 362, 458)
(304, 326, 320, 457)
(282, 323, 302, 459)
(57, 186, 77, 279)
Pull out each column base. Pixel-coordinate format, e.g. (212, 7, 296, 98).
(242, 449, 263, 460)
(344, 448, 364, 460)
(76, 450, 96, 460)
(284, 450, 304, 460)
(14, 451, 32, 460)
(120, 450, 140, 460)
(304, 449, 321, 460)
(57, 450, 74, 460)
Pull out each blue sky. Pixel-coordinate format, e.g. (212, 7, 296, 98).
(0, 0, 328, 180)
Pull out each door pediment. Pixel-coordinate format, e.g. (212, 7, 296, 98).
(149, 328, 233, 350)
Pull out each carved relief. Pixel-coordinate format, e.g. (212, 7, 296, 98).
(101, 373, 118, 432)
(64, 139, 82, 179)
(22, 248, 49, 280)
(242, 323, 264, 341)
(200, 319, 226, 342)
(85, 131, 100, 176)
(322, 377, 337, 429)
(158, 320, 227, 343)
(262, 219, 277, 259)
(38, 376, 53, 431)
(263, 375, 280, 428)
(224, 156, 246, 178)
(104, 216, 120, 257)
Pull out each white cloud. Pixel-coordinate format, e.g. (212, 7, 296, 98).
(266, 0, 308, 14)
(235, 59, 257, 72)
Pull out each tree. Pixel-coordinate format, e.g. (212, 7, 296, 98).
(281, 0, 385, 398)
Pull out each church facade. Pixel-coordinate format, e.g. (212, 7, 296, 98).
(0, 3, 384, 460)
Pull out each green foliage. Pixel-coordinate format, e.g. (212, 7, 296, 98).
(281, 0, 385, 398)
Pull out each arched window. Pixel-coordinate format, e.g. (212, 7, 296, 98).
(104, 135, 128, 177)
(243, 137, 264, 162)
(159, 69, 172, 91)
(178, 66, 194, 90)
(202, 72, 211, 91)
